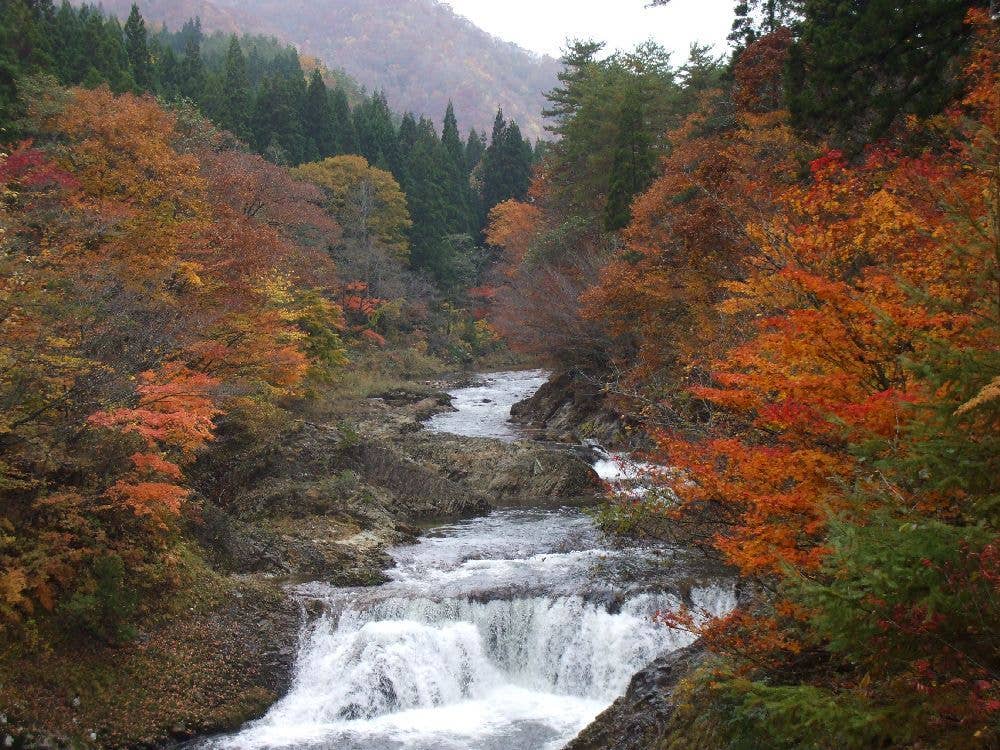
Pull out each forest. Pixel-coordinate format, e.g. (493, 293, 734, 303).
(0, 0, 997, 748)
(81, 0, 563, 142)
(482, 0, 999, 747)
(0, 0, 538, 639)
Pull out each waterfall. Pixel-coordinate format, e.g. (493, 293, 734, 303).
(196, 372, 735, 750)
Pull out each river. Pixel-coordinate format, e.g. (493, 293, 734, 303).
(195, 371, 733, 750)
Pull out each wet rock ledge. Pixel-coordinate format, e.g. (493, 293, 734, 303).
(564, 643, 707, 750)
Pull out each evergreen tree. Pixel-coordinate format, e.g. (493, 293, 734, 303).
(302, 68, 337, 161)
(788, 0, 982, 148)
(464, 129, 485, 174)
(176, 17, 203, 55)
(221, 36, 251, 140)
(355, 91, 401, 177)
(156, 43, 180, 98)
(397, 112, 419, 163)
(123, 4, 152, 91)
(728, 0, 801, 48)
(401, 116, 470, 281)
(329, 87, 357, 155)
(0, 0, 54, 129)
(51, 1, 83, 84)
(604, 91, 656, 231)
(441, 101, 465, 171)
(252, 74, 306, 165)
(441, 101, 473, 233)
(179, 35, 205, 102)
(541, 39, 676, 215)
(481, 109, 532, 217)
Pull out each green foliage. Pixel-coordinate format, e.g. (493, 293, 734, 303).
(712, 677, 894, 750)
(787, 0, 983, 148)
(220, 36, 251, 140)
(604, 90, 657, 230)
(123, 3, 152, 91)
(59, 555, 139, 644)
(480, 108, 532, 220)
(541, 39, 684, 217)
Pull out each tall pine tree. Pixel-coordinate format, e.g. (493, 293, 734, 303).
(302, 68, 337, 161)
(604, 91, 655, 231)
(329, 87, 357, 155)
(220, 36, 251, 140)
(481, 109, 532, 219)
(178, 35, 205, 103)
(123, 4, 152, 91)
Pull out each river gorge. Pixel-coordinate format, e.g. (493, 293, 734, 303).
(192, 371, 734, 750)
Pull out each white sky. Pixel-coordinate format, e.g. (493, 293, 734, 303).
(443, 0, 735, 61)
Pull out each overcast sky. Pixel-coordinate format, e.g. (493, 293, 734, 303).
(443, 0, 735, 62)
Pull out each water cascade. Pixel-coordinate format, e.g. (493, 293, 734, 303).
(199, 372, 733, 750)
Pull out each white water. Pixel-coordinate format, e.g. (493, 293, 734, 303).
(422, 369, 549, 441)
(199, 372, 732, 750)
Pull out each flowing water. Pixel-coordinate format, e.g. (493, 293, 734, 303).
(198, 371, 733, 750)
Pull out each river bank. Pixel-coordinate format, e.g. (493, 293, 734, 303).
(1, 367, 603, 749)
(3, 367, 731, 750)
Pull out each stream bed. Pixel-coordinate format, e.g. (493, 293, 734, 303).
(196, 371, 733, 750)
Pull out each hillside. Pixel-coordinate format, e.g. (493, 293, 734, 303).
(93, 0, 561, 139)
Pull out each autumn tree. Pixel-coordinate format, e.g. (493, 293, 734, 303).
(0, 84, 345, 642)
(629, 14, 999, 747)
(293, 155, 411, 259)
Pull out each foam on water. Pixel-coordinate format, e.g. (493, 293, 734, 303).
(196, 372, 734, 750)
(423, 369, 549, 441)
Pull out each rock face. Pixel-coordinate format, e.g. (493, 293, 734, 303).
(400, 432, 603, 504)
(563, 643, 706, 750)
(510, 371, 626, 447)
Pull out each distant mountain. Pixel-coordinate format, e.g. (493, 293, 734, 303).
(95, 0, 561, 140)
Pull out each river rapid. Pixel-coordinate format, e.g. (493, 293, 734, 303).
(196, 371, 733, 750)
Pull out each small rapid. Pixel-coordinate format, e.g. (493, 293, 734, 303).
(198, 371, 732, 750)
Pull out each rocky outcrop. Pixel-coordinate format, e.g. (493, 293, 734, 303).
(2, 575, 301, 750)
(563, 643, 707, 750)
(510, 371, 626, 447)
(400, 432, 602, 504)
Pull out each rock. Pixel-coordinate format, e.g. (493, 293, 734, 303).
(510, 371, 627, 447)
(399, 432, 603, 504)
(563, 643, 706, 750)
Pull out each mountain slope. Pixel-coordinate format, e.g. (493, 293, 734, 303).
(100, 0, 560, 139)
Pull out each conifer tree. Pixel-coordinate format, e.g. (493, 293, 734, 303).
(157, 43, 180, 98)
(464, 130, 485, 174)
(0, 0, 54, 128)
(401, 117, 468, 281)
(329, 87, 357, 155)
(355, 91, 401, 177)
(441, 101, 465, 172)
(441, 101, 473, 233)
(788, 0, 981, 147)
(604, 91, 656, 230)
(123, 4, 152, 91)
(481, 109, 532, 217)
(179, 35, 205, 103)
(221, 36, 251, 140)
(303, 68, 337, 161)
(51, 1, 82, 84)
(252, 74, 306, 164)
